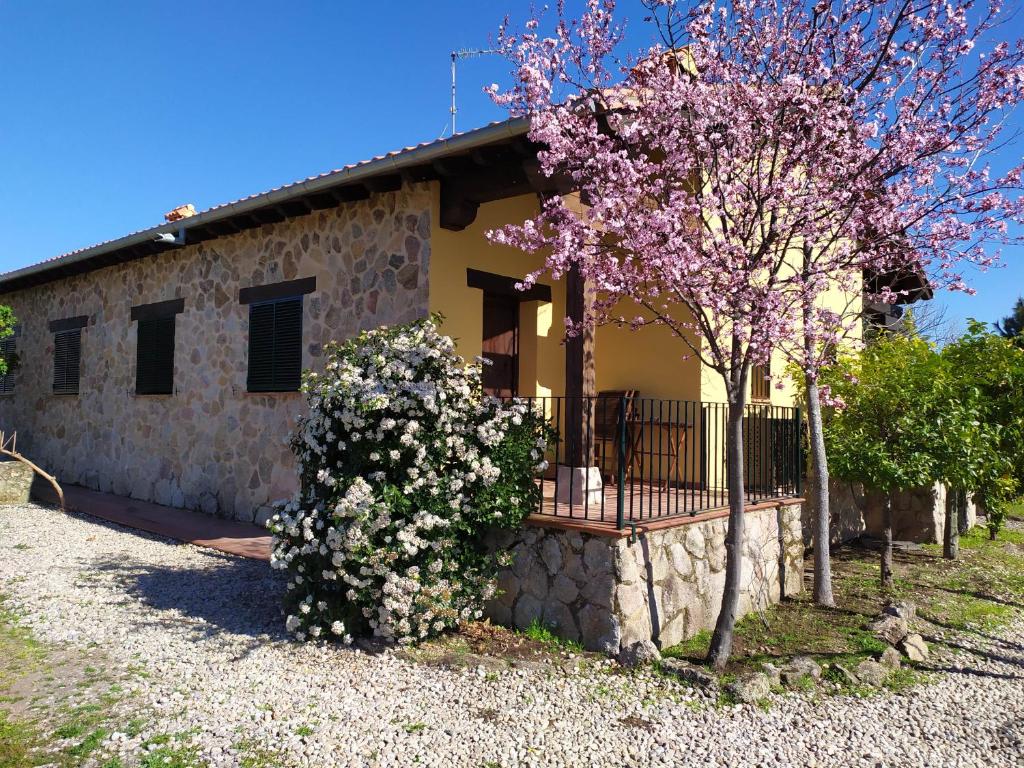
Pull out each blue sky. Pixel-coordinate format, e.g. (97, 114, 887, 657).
(0, 1, 1020, 330)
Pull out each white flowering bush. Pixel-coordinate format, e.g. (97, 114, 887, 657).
(269, 316, 551, 644)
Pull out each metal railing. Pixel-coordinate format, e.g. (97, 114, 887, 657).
(509, 395, 803, 529)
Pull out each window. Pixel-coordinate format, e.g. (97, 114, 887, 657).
(0, 333, 16, 394)
(131, 298, 184, 395)
(247, 297, 303, 392)
(135, 317, 176, 394)
(751, 360, 771, 402)
(53, 329, 82, 395)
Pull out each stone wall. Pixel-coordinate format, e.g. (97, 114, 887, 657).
(802, 481, 980, 547)
(863, 483, 978, 544)
(0, 184, 432, 522)
(486, 503, 803, 654)
(800, 478, 867, 547)
(0, 460, 33, 505)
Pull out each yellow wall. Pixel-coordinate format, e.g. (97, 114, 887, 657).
(428, 188, 565, 398)
(594, 303, 702, 402)
(428, 183, 862, 413)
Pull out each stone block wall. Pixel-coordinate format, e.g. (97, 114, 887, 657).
(800, 478, 867, 547)
(0, 184, 432, 522)
(862, 483, 977, 544)
(0, 460, 33, 505)
(486, 503, 803, 654)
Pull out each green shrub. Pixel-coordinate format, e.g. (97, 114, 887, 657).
(269, 316, 551, 644)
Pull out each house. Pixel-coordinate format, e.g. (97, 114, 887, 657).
(0, 117, 886, 650)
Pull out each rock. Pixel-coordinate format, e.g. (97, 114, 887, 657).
(868, 615, 909, 645)
(898, 633, 929, 662)
(583, 538, 613, 574)
(540, 537, 563, 576)
(726, 673, 772, 704)
(883, 600, 917, 621)
(617, 639, 661, 668)
(780, 656, 822, 686)
(578, 605, 620, 655)
(513, 594, 543, 628)
(855, 659, 890, 687)
(878, 646, 903, 670)
(760, 662, 782, 688)
(660, 658, 718, 689)
(829, 663, 860, 687)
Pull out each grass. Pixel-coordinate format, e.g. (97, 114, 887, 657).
(661, 520, 1024, 681)
(521, 618, 585, 653)
(0, 592, 147, 768)
(0, 710, 34, 768)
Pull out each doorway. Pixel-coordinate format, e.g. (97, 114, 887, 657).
(481, 292, 519, 397)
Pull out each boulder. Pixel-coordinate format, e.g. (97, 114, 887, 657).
(878, 646, 903, 670)
(883, 600, 917, 621)
(829, 663, 860, 688)
(618, 639, 661, 668)
(855, 659, 890, 687)
(726, 672, 772, 704)
(868, 615, 909, 645)
(660, 658, 718, 689)
(760, 662, 782, 689)
(898, 633, 929, 662)
(780, 656, 822, 686)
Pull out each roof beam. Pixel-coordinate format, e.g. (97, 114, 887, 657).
(364, 175, 402, 194)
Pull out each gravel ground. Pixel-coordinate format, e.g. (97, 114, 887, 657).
(1, 503, 1022, 768)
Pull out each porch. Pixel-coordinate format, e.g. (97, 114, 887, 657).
(514, 394, 804, 532)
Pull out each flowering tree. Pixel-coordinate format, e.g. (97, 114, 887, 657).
(489, 0, 1024, 666)
(269, 317, 550, 644)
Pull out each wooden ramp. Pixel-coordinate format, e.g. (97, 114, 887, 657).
(31, 479, 273, 561)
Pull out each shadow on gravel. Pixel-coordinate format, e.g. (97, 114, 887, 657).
(89, 553, 289, 650)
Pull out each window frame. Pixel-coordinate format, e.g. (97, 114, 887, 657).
(130, 298, 185, 396)
(0, 331, 17, 394)
(52, 328, 82, 396)
(246, 295, 304, 393)
(135, 316, 177, 395)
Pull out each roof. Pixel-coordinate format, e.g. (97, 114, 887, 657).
(0, 118, 531, 294)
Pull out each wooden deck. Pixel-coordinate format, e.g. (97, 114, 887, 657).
(533, 477, 801, 535)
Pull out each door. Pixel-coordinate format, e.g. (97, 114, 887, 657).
(481, 292, 519, 397)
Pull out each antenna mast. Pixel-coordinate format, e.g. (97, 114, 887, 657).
(449, 48, 497, 137)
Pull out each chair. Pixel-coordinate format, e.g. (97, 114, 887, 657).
(593, 390, 638, 484)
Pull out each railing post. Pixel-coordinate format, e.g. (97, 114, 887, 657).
(794, 406, 804, 496)
(616, 393, 627, 530)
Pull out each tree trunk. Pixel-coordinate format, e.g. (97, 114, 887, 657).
(804, 374, 835, 607)
(707, 398, 747, 671)
(880, 493, 894, 590)
(958, 490, 970, 535)
(943, 487, 960, 560)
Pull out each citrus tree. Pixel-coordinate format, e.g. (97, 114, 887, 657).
(823, 335, 944, 587)
(942, 320, 1024, 539)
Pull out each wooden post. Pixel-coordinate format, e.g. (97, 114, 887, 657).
(564, 263, 596, 468)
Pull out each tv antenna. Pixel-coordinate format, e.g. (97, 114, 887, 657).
(449, 48, 498, 137)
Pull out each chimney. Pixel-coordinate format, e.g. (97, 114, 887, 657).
(164, 203, 197, 223)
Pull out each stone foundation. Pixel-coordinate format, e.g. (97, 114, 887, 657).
(486, 503, 803, 654)
(0, 460, 33, 505)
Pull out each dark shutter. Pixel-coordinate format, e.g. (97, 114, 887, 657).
(136, 317, 176, 395)
(53, 329, 81, 395)
(247, 297, 303, 392)
(0, 337, 16, 394)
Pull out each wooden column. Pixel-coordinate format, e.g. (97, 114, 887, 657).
(564, 263, 596, 467)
